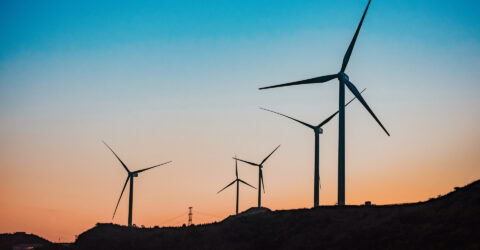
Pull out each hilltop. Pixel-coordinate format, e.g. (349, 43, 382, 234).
(0, 232, 52, 250)
(8, 179, 480, 249)
(67, 180, 480, 249)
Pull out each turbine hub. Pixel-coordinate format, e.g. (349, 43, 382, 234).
(338, 72, 349, 81)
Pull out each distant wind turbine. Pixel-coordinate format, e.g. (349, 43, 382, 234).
(234, 145, 280, 207)
(217, 157, 256, 215)
(259, 0, 389, 206)
(260, 89, 364, 207)
(103, 141, 172, 227)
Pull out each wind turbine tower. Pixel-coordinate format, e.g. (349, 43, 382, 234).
(259, 0, 389, 206)
(103, 141, 172, 226)
(234, 145, 280, 207)
(260, 89, 363, 207)
(217, 157, 256, 214)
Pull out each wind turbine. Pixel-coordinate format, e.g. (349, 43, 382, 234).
(259, 0, 389, 206)
(103, 141, 172, 226)
(233, 145, 280, 208)
(260, 89, 364, 208)
(217, 157, 256, 215)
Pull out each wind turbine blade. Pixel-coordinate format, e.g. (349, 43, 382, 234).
(103, 141, 130, 173)
(235, 156, 238, 179)
(260, 170, 265, 193)
(260, 145, 281, 165)
(217, 180, 237, 194)
(260, 108, 315, 129)
(238, 179, 256, 189)
(344, 80, 390, 136)
(341, 0, 372, 73)
(233, 157, 259, 167)
(112, 176, 130, 219)
(259, 74, 338, 90)
(317, 88, 366, 127)
(134, 161, 172, 174)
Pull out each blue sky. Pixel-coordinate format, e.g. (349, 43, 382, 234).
(1, 0, 479, 115)
(2, 0, 479, 61)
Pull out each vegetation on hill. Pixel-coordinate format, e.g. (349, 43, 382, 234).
(73, 179, 480, 249)
(6, 180, 480, 249)
(0, 232, 51, 250)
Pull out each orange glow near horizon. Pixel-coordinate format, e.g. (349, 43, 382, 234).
(1, 117, 479, 242)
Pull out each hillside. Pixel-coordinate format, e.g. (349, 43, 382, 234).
(0, 232, 51, 250)
(9, 179, 480, 249)
(68, 180, 480, 249)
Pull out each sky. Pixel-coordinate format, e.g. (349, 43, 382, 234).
(1, 0, 479, 242)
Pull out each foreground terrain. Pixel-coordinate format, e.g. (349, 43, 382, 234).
(4, 180, 480, 249)
(0, 232, 51, 250)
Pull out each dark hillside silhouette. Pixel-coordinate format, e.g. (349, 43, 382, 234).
(33, 179, 480, 249)
(0, 232, 51, 249)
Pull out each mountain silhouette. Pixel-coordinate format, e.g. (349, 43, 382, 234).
(9, 179, 480, 250)
(0, 232, 51, 250)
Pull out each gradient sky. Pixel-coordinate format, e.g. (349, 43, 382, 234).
(1, 0, 479, 242)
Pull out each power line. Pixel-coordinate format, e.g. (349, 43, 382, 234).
(159, 210, 224, 227)
(195, 210, 224, 220)
(159, 212, 187, 225)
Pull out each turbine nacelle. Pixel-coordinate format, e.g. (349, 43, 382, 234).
(338, 72, 349, 81)
(132, 173, 138, 177)
(315, 127, 324, 134)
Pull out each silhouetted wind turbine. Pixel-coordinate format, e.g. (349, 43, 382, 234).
(234, 145, 280, 207)
(259, 0, 389, 206)
(217, 157, 256, 215)
(260, 89, 364, 208)
(103, 141, 172, 226)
